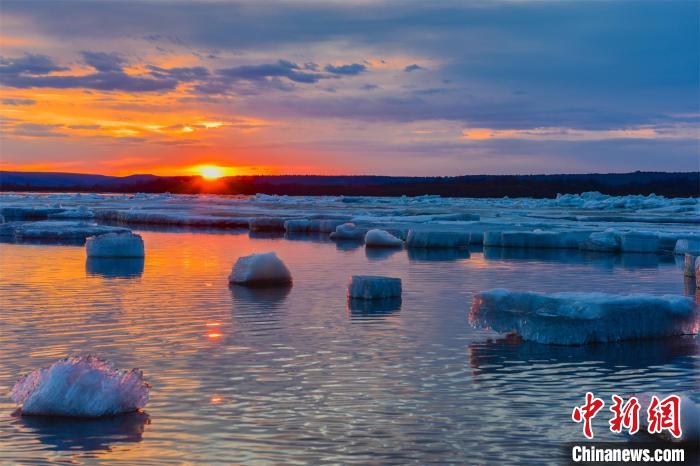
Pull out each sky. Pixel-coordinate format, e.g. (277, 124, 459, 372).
(0, 0, 698, 176)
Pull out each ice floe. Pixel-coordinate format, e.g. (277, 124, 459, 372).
(406, 229, 471, 248)
(619, 232, 660, 253)
(5, 221, 130, 241)
(329, 222, 367, 240)
(674, 238, 700, 255)
(579, 231, 620, 252)
(637, 393, 700, 443)
(364, 229, 403, 248)
(348, 275, 402, 300)
(469, 289, 698, 345)
(284, 219, 347, 233)
(228, 252, 292, 286)
(684, 254, 698, 277)
(10, 355, 150, 417)
(86, 232, 145, 258)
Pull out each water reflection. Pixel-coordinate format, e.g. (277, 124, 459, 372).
(365, 247, 402, 261)
(86, 257, 145, 278)
(229, 284, 291, 308)
(15, 411, 150, 452)
(248, 230, 285, 240)
(469, 335, 700, 378)
(407, 248, 471, 262)
(482, 247, 676, 269)
(348, 297, 402, 319)
(334, 240, 364, 251)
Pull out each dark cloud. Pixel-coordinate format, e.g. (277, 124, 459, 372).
(3, 123, 68, 138)
(324, 63, 366, 75)
(146, 65, 210, 81)
(404, 64, 423, 72)
(217, 60, 325, 84)
(0, 53, 179, 92)
(1, 98, 36, 106)
(81, 51, 125, 72)
(0, 54, 67, 75)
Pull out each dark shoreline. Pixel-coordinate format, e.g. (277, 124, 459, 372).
(1, 171, 698, 198)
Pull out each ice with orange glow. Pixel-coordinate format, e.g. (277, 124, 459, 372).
(11, 355, 151, 417)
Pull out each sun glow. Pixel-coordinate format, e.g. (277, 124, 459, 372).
(197, 165, 227, 179)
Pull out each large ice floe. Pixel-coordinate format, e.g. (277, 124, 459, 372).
(469, 289, 698, 345)
(636, 393, 700, 444)
(10, 355, 150, 417)
(0, 191, 697, 255)
(364, 229, 404, 248)
(406, 229, 471, 248)
(228, 252, 292, 286)
(86, 232, 145, 258)
(348, 275, 402, 300)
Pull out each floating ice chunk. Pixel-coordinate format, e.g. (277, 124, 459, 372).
(580, 231, 620, 252)
(330, 222, 367, 240)
(696, 257, 700, 287)
(469, 289, 698, 345)
(96, 210, 250, 228)
(406, 229, 471, 248)
(684, 254, 698, 277)
(48, 206, 95, 219)
(638, 394, 700, 443)
(674, 238, 700, 255)
(364, 229, 403, 248)
(228, 252, 292, 286)
(12, 221, 130, 241)
(348, 275, 402, 300)
(0, 207, 65, 220)
(249, 218, 287, 231)
(620, 232, 660, 253)
(284, 219, 346, 233)
(10, 355, 150, 417)
(86, 232, 145, 258)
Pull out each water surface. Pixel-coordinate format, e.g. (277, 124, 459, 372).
(0, 229, 697, 464)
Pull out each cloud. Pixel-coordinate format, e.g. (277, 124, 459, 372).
(2, 122, 68, 138)
(0, 53, 179, 92)
(81, 51, 125, 72)
(324, 63, 366, 75)
(146, 65, 210, 81)
(404, 64, 423, 72)
(217, 59, 325, 84)
(1, 98, 36, 106)
(0, 54, 67, 75)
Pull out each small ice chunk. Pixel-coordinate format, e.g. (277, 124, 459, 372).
(684, 254, 698, 277)
(638, 393, 700, 443)
(228, 252, 292, 286)
(674, 238, 700, 255)
(0, 207, 65, 220)
(620, 232, 660, 253)
(10, 355, 150, 417)
(12, 221, 129, 240)
(86, 232, 145, 258)
(406, 229, 471, 248)
(469, 289, 698, 345)
(364, 229, 403, 248)
(580, 231, 620, 252)
(330, 222, 367, 240)
(348, 275, 402, 300)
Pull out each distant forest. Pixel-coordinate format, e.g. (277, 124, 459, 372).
(1, 171, 698, 198)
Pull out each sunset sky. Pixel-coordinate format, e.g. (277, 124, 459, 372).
(0, 0, 698, 176)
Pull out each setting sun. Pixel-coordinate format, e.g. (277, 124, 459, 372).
(197, 165, 227, 179)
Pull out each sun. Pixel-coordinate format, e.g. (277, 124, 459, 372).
(198, 165, 226, 180)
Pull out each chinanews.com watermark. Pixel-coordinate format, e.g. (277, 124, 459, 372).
(563, 392, 698, 464)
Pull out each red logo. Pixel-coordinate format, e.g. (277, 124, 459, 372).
(647, 395, 682, 439)
(609, 395, 640, 435)
(572, 392, 605, 439)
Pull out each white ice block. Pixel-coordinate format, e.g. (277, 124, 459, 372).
(228, 252, 292, 286)
(348, 275, 402, 300)
(10, 355, 150, 417)
(469, 289, 698, 345)
(364, 229, 403, 248)
(86, 232, 145, 258)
